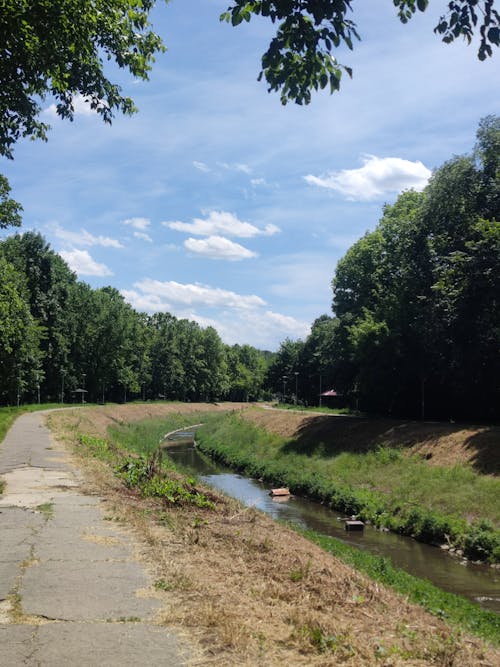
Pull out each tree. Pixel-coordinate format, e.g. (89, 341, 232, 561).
(0, 175, 22, 228)
(0, 257, 42, 404)
(0, 231, 77, 400)
(324, 117, 500, 418)
(0, 0, 164, 160)
(222, 1, 499, 104)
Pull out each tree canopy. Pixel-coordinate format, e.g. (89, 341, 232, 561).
(0, 0, 497, 162)
(222, 0, 499, 104)
(0, 0, 164, 160)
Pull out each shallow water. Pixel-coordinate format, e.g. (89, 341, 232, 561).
(165, 436, 500, 613)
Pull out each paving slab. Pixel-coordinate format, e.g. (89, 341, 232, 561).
(21, 560, 160, 621)
(0, 625, 37, 664)
(35, 623, 183, 667)
(0, 411, 186, 665)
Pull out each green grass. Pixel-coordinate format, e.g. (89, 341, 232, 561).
(36, 502, 54, 519)
(74, 412, 216, 510)
(107, 412, 202, 456)
(300, 527, 500, 645)
(195, 411, 500, 562)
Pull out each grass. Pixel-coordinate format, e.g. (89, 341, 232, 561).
(195, 411, 500, 562)
(106, 412, 197, 456)
(35, 502, 54, 519)
(75, 413, 216, 510)
(45, 405, 500, 662)
(100, 409, 500, 642)
(300, 527, 500, 646)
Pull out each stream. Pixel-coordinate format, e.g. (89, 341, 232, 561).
(165, 431, 500, 614)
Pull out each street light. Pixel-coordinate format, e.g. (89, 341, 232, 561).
(281, 376, 288, 403)
(61, 368, 65, 404)
(313, 352, 323, 408)
(294, 371, 299, 405)
(82, 373, 87, 404)
(36, 373, 40, 404)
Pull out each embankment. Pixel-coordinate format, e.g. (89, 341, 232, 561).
(195, 408, 500, 563)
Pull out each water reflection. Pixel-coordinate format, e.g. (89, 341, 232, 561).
(166, 439, 500, 613)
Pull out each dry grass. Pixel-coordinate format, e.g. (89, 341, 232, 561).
(46, 403, 500, 666)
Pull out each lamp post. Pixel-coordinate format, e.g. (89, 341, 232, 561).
(82, 373, 86, 404)
(313, 352, 323, 408)
(17, 375, 21, 407)
(281, 376, 288, 403)
(61, 368, 65, 404)
(36, 373, 40, 404)
(294, 371, 299, 405)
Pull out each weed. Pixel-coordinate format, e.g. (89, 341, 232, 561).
(289, 559, 311, 582)
(154, 578, 174, 591)
(35, 502, 54, 519)
(116, 454, 215, 509)
(78, 433, 114, 461)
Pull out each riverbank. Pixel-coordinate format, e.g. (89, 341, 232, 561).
(32, 404, 500, 664)
(195, 409, 500, 564)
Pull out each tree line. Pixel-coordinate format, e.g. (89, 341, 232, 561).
(268, 116, 499, 420)
(0, 231, 272, 405)
(1, 117, 498, 418)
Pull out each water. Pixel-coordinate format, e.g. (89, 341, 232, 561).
(165, 435, 500, 614)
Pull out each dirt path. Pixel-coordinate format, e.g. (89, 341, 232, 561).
(0, 411, 186, 666)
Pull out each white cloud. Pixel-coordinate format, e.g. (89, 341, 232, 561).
(121, 279, 309, 349)
(121, 290, 170, 313)
(123, 217, 151, 230)
(218, 162, 252, 174)
(193, 160, 211, 172)
(251, 178, 266, 186)
(129, 279, 266, 309)
(305, 155, 432, 200)
(190, 309, 310, 349)
(133, 231, 153, 243)
(59, 249, 113, 276)
(164, 210, 280, 238)
(184, 235, 257, 261)
(48, 222, 123, 248)
(44, 93, 105, 118)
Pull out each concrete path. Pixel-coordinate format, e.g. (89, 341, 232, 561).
(0, 412, 187, 666)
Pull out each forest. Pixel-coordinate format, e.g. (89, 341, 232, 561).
(0, 233, 271, 405)
(267, 115, 499, 419)
(1, 116, 498, 418)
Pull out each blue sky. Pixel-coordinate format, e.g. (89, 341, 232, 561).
(2, 0, 498, 350)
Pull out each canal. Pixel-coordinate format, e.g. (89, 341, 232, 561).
(165, 431, 500, 614)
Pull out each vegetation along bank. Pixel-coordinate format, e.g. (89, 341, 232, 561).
(40, 404, 499, 663)
(195, 408, 500, 564)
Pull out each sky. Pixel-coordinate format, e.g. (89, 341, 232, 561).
(1, 0, 498, 351)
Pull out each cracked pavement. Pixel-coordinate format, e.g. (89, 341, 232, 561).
(0, 412, 186, 666)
